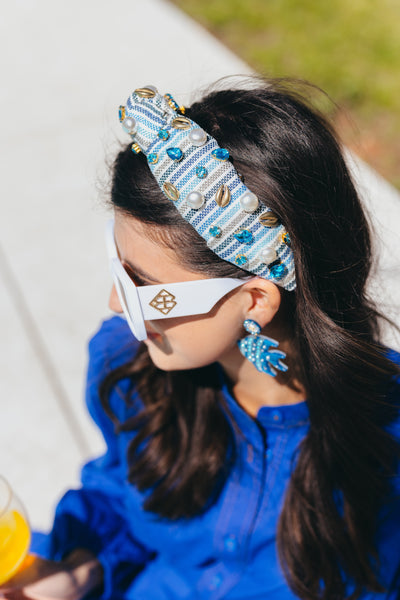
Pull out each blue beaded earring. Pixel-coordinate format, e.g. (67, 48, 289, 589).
(237, 319, 288, 377)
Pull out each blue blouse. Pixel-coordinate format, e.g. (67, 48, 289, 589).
(34, 316, 400, 599)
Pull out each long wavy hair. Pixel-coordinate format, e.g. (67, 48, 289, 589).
(100, 77, 400, 599)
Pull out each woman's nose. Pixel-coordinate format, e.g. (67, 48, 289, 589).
(108, 284, 123, 313)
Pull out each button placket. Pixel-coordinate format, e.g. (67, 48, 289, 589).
(247, 431, 290, 547)
(212, 436, 266, 567)
(246, 443, 254, 463)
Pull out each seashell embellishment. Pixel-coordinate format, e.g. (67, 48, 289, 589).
(215, 184, 231, 208)
(171, 116, 192, 130)
(163, 182, 180, 202)
(134, 87, 157, 98)
(258, 210, 280, 228)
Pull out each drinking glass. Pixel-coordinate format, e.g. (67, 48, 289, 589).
(0, 476, 31, 585)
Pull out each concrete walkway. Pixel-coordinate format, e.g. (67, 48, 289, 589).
(1, 0, 399, 531)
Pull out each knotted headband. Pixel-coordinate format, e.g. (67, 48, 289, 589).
(119, 86, 296, 291)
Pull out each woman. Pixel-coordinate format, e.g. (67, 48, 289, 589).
(2, 78, 400, 600)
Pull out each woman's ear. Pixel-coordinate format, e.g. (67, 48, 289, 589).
(241, 278, 281, 327)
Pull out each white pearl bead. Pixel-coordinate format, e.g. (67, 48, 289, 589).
(145, 85, 158, 94)
(258, 247, 277, 264)
(188, 128, 207, 147)
(239, 191, 259, 213)
(122, 117, 137, 134)
(186, 191, 205, 209)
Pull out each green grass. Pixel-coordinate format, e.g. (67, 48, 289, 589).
(170, 0, 400, 186)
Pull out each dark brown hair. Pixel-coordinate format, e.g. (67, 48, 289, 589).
(101, 77, 400, 599)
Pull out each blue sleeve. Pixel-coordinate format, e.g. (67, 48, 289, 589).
(42, 317, 156, 599)
(373, 349, 400, 597)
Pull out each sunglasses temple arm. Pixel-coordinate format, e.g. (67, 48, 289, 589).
(138, 279, 245, 320)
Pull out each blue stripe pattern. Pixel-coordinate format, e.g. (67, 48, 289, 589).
(122, 88, 296, 291)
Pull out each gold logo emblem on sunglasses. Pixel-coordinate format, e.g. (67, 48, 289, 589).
(149, 289, 177, 315)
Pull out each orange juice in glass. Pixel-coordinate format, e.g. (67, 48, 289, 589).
(0, 476, 31, 585)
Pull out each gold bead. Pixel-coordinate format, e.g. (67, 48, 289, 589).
(131, 143, 142, 154)
(118, 105, 126, 122)
(163, 182, 180, 202)
(135, 87, 156, 98)
(171, 116, 192, 130)
(164, 94, 180, 111)
(258, 210, 280, 228)
(179, 106, 186, 114)
(215, 184, 231, 208)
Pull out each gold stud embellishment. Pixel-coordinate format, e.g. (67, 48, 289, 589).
(135, 87, 156, 98)
(118, 105, 126, 122)
(149, 289, 177, 315)
(171, 116, 192, 130)
(215, 184, 231, 208)
(163, 182, 180, 202)
(131, 143, 142, 154)
(258, 210, 280, 228)
(164, 93, 180, 112)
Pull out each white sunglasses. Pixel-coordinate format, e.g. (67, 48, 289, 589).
(105, 219, 249, 341)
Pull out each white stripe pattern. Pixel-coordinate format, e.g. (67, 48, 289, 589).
(122, 88, 296, 290)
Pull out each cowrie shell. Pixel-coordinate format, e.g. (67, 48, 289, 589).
(215, 184, 231, 208)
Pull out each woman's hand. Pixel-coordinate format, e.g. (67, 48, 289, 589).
(0, 550, 103, 600)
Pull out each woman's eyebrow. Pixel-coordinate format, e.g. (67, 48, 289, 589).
(123, 258, 161, 284)
(114, 236, 161, 283)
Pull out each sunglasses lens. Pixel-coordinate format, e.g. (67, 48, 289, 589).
(111, 260, 147, 341)
(114, 276, 129, 316)
(106, 223, 147, 341)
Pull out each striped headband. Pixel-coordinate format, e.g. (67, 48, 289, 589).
(119, 86, 296, 291)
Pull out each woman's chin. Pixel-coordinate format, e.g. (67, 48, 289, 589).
(144, 338, 176, 370)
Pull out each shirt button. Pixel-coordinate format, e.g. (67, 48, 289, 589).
(210, 574, 223, 590)
(271, 409, 283, 423)
(224, 534, 238, 552)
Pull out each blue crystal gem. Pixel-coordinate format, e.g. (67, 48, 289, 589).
(235, 254, 248, 266)
(196, 166, 208, 179)
(282, 232, 291, 246)
(212, 148, 230, 161)
(167, 147, 183, 161)
(209, 226, 222, 238)
(148, 153, 158, 165)
(243, 319, 261, 334)
(118, 105, 125, 122)
(234, 229, 253, 244)
(158, 129, 170, 141)
(269, 263, 288, 280)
